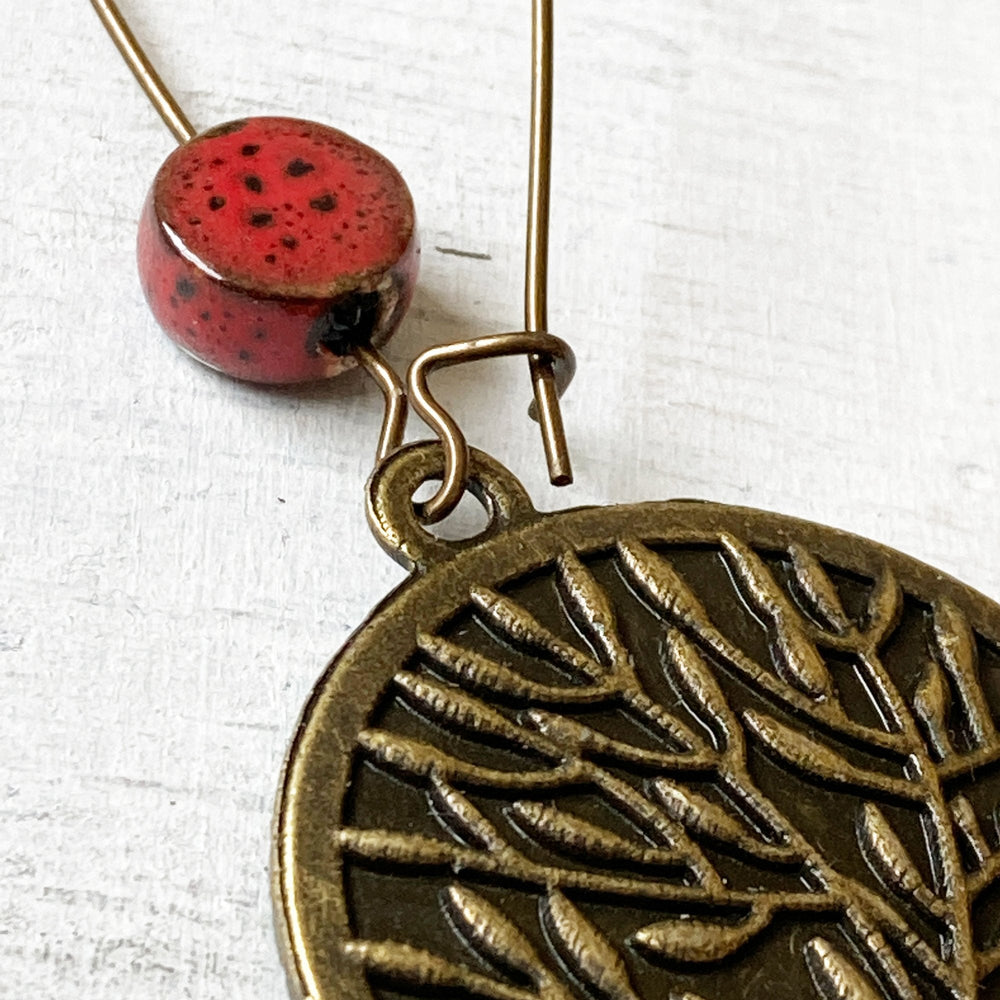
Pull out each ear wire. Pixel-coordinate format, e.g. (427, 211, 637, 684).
(90, 0, 196, 143)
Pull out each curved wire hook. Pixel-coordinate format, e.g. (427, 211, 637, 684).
(353, 345, 408, 464)
(404, 331, 575, 524)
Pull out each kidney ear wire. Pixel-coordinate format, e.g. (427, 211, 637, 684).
(90, 0, 195, 143)
(92, 0, 574, 523)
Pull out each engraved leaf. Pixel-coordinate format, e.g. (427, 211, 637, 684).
(394, 672, 556, 755)
(445, 885, 543, 980)
(338, 828, 471, 868)
(865, 567, 902, 646)
(624, 540, 905, 755)
(743, 711, 915, 800)
(558, 551, 630, 665)
(772, 621, 835, 701)
(933, 598, 995, 746)
(417, 633, 609, 705)
(344, 940, 533, 1000)
(617, 540, 719, 635)
(664, 629, 741, 752)
(857, 803, 947, 920)
(789, 543, 851, 633)
(359, 728, 582, 790)
(595, 772, 698, 855)
(912, 659, 953, 760)
(431, 777, 505, 850)
(359, 728, 451, 778)
(525, 708, 709, 770)
(951, 794, 990, 868)
(721, 533, 832, 700)
(542, 890, 640, 1000)
(632, 903, 773, 963)
(511, 800, 685, 868)
(633, 693, 702, 751)
(651, 779, 760, 850)
(471, 585, 607, 682)
(805, 937, 883, 1000)
(719, 533, 789, 620)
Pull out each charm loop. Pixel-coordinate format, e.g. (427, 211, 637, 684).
(365, 441, 539, 570)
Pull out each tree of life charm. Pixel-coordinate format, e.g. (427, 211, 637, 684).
(274, 445, 1000, 1000)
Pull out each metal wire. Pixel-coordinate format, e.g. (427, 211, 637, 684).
(353, 346, 408, 465)
(92, 0, 574, 525)
(90, 0, 195, 143)
(406, 332, 576, 523)
(525, 0, 573, 488)
(401, 0, 574, 523)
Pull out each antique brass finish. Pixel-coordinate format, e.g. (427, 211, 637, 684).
(524, 0, 572, 490)
(404, 0, 574, 522)
(275, 444, 1000, 1000)
(353, 346, 408, 466)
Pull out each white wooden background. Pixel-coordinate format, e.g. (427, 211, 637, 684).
(2, 1, 999, 996)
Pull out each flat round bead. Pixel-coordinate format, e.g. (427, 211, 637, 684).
(137, 116, 418, 384)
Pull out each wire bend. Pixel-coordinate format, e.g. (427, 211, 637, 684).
(353, 346, 408, 464)
(404, 331, 575, 524)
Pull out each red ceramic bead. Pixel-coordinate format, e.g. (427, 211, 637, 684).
(137, 116, 418, 384)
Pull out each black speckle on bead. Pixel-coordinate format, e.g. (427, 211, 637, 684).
(204, 120, 248, 138)
(309, 193, 337, 213)
(208, 195, 226, 211)
(186, 327, 198, 339)
(241, 143, 260, 156)
(169, 295, 179, 308)
(239, 349, 252, 361)
(254, 329, 267, 340)
(264, 254, 277, 264)
(249, 212, 274, 228)
(281, 235, 299, 249)
(307, 290, 381, 356)
(175, 277, 197, 300)
(244, 175, 263, 193)
(200, 311, 211, 321)
(286, 158, 315, 177)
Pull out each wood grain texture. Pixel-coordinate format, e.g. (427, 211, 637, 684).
(1, 1, 999, 997)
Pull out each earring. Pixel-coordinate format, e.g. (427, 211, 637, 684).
(91, 4, 1000, 1000)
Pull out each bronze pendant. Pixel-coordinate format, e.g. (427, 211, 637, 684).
(274, 444, 1000, 1000)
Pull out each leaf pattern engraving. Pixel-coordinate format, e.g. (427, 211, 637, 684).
(345, 940, 537, 1000)
(805, 938, 883, 1000)
(447, 885, 539, 972)
(632, 905, 773, 964)
(543, 890, 640, 1000)
(338, 535, 1000, 1000)
(857, 803, 948, 922)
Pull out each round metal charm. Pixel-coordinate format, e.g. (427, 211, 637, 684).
(274, 444, 1000, 1000)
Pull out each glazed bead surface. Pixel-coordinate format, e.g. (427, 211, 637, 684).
(137, 116, 418, 384)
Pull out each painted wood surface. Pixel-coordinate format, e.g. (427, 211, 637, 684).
(2, 1, 999, 996)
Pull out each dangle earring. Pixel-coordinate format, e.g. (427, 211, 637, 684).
(96, 4, 1000, 1000)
